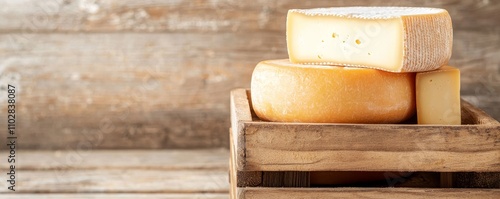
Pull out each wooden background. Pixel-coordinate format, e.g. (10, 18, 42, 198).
(0, 0, 499, 149)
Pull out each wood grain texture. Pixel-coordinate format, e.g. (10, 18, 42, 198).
(0, 0, 499, 149)
(0, 32, 283, 149)
(0, 169, 228, 193)
(230, 137, 238, 199)
(0, 0, 498, 33)
(231, 89, 254, 169)
(238, 187, 500, 199)
(243, 123, 500, 172)
(0, 149, 229, 194)
(0, 194, 228, 199)
(0, 149, 228, 170)
(461, 99, 500, 125)
(230, 128, 262, 188)
(231, 90, 500, 172)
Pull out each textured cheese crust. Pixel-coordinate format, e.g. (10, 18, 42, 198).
(416, 65, 461, 124)
(251, 59, 416, 123)
(287, 7, 453, 72)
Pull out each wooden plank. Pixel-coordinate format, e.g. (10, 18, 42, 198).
(230, 128, 262, 188)
(0, 0, 498, 33)
(0, 169, 228, 193)
(462, 95, 500, 123)
(0, 149, 230, 194)
(238, 187, 500, 199)
(0, 194, 228, 199)
(0, 32, 284, 149)
(230, 152, 237, 199)
(0, 149, 228, 170)
(242, 123, 500, 172)
(231, 128, 261, 199)
(461, 99, 500, 125)
(231, 89, 254, 169)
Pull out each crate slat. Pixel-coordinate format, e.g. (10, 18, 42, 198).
(231, 89, 500, 172)
(237, 187, 500, 199)
(0, 194, 228, 199)
(0, 150, 230, 194)
(242, 123, 499, 172)
(230, 89, 254, 170)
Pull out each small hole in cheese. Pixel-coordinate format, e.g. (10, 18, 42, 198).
(356, 39, 361, 45)
(332, 33, 337, 38)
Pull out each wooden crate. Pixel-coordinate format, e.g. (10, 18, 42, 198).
(229, 89, 500, 199)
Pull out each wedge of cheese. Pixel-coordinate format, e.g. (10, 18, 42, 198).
(250, 59, 416, 123)
(416, 65, 461, 124)
(287, 7, 453, 72)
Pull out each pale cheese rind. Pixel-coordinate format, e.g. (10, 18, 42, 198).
(287, 7, 453, 72)
(250, 59, 416, 123)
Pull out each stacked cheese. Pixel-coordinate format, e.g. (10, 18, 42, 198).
(251, 7, 461, 125)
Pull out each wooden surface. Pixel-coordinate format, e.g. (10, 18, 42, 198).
(230, 90, 253, 169)
(243, 124, 500, 172)
(0, 149, 229, 198)
(0, 194, 228, 199)
(0, 0, 499, 149)
(237, 187, 500, 199)
(231, 89, 500, 172)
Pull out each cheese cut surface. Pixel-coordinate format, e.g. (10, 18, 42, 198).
(287, 7, 453, 72)
(416, 65, 461, 125)
(250, 59, 416, 123)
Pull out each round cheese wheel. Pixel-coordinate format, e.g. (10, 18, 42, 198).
(250, 59, 415, 123)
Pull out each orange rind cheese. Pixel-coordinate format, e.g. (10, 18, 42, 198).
(251, 59, 416, 123)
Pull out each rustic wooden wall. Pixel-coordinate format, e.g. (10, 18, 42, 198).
(0, 0, 498, 149)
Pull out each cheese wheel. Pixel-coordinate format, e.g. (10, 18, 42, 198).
(287, 7, 453, 72)
(250, 59, 416, 123)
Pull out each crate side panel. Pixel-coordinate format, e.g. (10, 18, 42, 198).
(243, 124, 500, 172)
